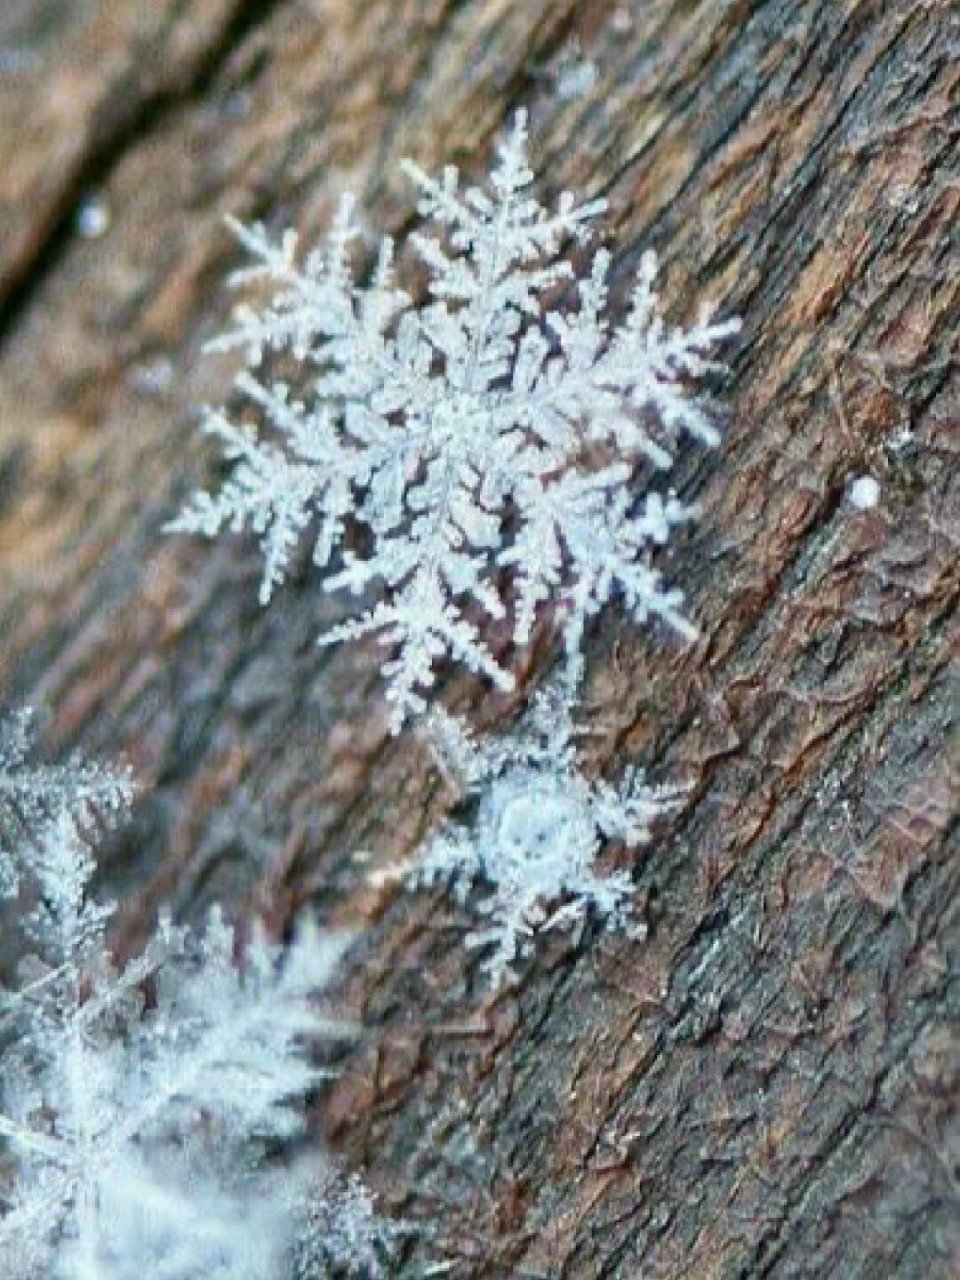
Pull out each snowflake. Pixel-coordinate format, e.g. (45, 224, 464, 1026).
(0, 729, 359, 1278)
(410, 679, 685, 986)
(170, 110, 739, 729)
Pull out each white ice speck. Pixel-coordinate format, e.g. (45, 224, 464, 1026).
(848, 475, 880, 510)
(77, 199, 110, 239)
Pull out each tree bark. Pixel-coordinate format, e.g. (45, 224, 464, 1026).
(0, 1, 956, 1276)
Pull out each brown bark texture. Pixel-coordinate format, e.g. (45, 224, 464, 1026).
(0, 1, 957, 1276)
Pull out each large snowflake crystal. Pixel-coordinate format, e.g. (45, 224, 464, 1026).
(411, 682, 684, 986)
(170, 111, 739, 728)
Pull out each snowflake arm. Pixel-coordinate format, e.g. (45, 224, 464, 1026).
(610, 251, 743, 448)
(168, 384, 352, 605)
(141, 909, 353, 1146)
(322, 570, 514, 730)
(0, 709, 132, 896)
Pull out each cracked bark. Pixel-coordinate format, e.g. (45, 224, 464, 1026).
(0, 1, 956, 1277)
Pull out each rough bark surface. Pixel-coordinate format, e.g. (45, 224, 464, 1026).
(0, 1, 956, 1276)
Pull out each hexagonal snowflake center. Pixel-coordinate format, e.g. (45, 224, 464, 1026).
(495, 783, 591, 866)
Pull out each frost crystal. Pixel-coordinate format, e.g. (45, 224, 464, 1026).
(411, 680, 685, 986)
(170, 111, 739, 729)
(0, 729, 356, 1278)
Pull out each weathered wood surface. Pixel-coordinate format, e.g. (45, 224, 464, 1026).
(0, 1, 957, 1275)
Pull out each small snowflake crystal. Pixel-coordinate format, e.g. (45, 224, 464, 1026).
(170, 111, 739, 729)
(411, 680, 685, 986)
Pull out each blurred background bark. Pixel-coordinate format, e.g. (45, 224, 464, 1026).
(0, 2, 956, 1275)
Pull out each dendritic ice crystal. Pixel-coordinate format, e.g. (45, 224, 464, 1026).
(170, 110, 739, 729)
(0, 716, 368, 1279)
(411, 682, 684, 986)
